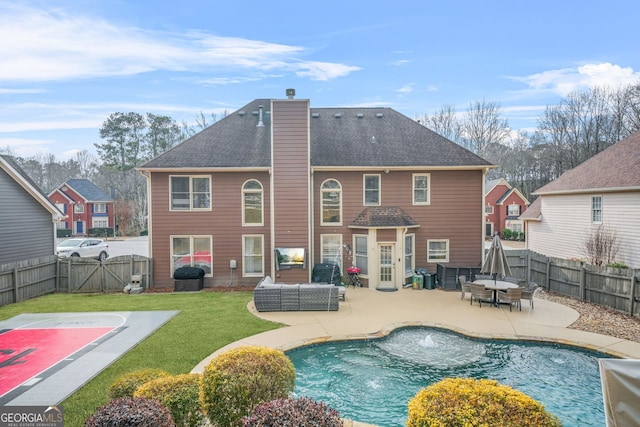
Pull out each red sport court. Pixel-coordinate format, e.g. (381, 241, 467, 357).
(0, 311, 178, 406)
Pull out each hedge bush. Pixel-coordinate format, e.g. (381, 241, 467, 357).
(134, 373, 205, 427)
(200, 346, 296, 427)
(108, 368, 170, 399)
(407, 377, 562, 427)
(242, 397, 342, 427)
(84, 397, 175, 427)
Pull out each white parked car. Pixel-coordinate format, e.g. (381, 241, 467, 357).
(57, 238, 110, 261)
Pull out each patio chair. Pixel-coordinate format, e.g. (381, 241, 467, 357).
(474, 274, 493, 281)
(520, 282, 540, 309)
(497, 287, 523, 311)
(458, 275, 471, 300)
(469, 283, 493, 307)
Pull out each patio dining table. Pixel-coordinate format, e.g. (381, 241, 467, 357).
(473, 279, 519, 306)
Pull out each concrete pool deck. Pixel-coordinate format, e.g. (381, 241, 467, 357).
(193, 286, 640, 371)
(192, 286, 640, 427)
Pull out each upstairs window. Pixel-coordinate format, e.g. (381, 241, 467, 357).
(413, 174, 430, 205)
(363, 174, 380, 205)
(74, 204, 84, 214)
(507, 204, 520, 216)
(485, 205, 494, 214)
(591, 196, 602, 223)
(321, 179, 341, 225)
(242, 180, 263, 225)
(93, 203, 106, 214)
(170, 176, 211, 211)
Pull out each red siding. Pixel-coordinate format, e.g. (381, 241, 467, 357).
(312, 170, 485, 275)
(271, 100, 310, 283)
(149, 172, 271, 288)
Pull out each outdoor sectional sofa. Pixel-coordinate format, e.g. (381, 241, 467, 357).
(253, 276, 344, 312)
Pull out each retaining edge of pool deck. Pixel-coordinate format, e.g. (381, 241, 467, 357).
(191, 286, 640, 426)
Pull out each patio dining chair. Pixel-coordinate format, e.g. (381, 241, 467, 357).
(469, 283, 493, 307)
(474, 274, 493, 281)
(520, 282, 540, 310)
(458, 275, 471, 300)
(497, 287, 523, 311)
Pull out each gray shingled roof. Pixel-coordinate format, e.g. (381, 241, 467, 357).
(534, 130, 640, 195)
(349, 206, 419, 228)
(65, 179, 113, 202)
(519, 197, 541, 221)
(141, 99, 492, 169)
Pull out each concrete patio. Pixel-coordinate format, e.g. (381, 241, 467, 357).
(194, 286, 640, 371)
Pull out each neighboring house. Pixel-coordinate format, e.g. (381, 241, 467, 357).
(521, 130, 640, 268)
(48, 179, 114, 236)
(138, 91, 494, 289)
(484, 178, 529, 238)
(0, 155, 64, 265)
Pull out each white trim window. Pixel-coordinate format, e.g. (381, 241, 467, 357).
(171, 236, 213, 275)
(242, 180, 263, 226)
(485, 205, 494, 214)
(413, 174, 430, 205)
(93, 218, 108, 228)
(405, 234, 415, 276)
(427, 239, 449, 263)
(93, 203, 107, 214)
(321, 234, 342, 270)
(363, 174, 380, 205)
(591, 196, 602, 223)
(354, 235, 368, 275)
(74, 203, 84, 214)
(170, 175, 211, 211)
(242, 235, 264, 277)
(507, 204, 520, 216)
(321, 179, 342, 225)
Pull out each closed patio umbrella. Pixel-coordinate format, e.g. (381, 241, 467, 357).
(481, 233, 512, 281)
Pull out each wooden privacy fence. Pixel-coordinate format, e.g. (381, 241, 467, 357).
(437, 249, 639, 318)
(0, 255, 152, 306)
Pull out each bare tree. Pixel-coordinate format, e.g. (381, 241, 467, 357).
(418, 104, 463, 143)
(460, 99, 511, 156)
(580, 224, 620, 266)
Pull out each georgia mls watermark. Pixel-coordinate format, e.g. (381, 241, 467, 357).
(0, 406, 63, 427)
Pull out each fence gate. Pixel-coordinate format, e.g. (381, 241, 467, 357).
(57, 255, 152, 293)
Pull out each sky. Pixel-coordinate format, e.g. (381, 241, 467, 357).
(1, 0, 639, 161)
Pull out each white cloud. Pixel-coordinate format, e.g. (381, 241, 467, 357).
(395, 84, 414, 94)
(0, 88, 46, 94)
(0, 3, 359, 82)
(294, 61, 361, 81)
(513, 62, 640, 96)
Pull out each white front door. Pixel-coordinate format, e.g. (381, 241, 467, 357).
(378, 243, 395, 289)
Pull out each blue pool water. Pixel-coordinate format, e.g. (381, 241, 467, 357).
(287, 327, 607, 427)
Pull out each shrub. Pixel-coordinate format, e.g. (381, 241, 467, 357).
(200, 346, 296, 427)
(407, 377, 562, 427)
(502, 229, 512, 240)
(242, 397, 342, 427)
(134, 373, 206, 427)
(108, 368, 170, 399)
(607, 261, 629, 269)
(84, 397, 175, 427)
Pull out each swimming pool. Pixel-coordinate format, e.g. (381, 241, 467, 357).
(287, 327, 608, 427)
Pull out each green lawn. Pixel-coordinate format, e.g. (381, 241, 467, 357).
(0, 291, 283, 427)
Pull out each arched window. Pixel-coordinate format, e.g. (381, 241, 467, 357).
(321, 179, 341, 225)
(242, 180, 263, 226)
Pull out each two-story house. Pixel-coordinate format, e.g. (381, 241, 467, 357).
(138, 91, 494, 290)
(0, 155, 64, 265)
(48, 179, 114, 236)
(484, 178, 529, 238)
(521, 130, 640, 268)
